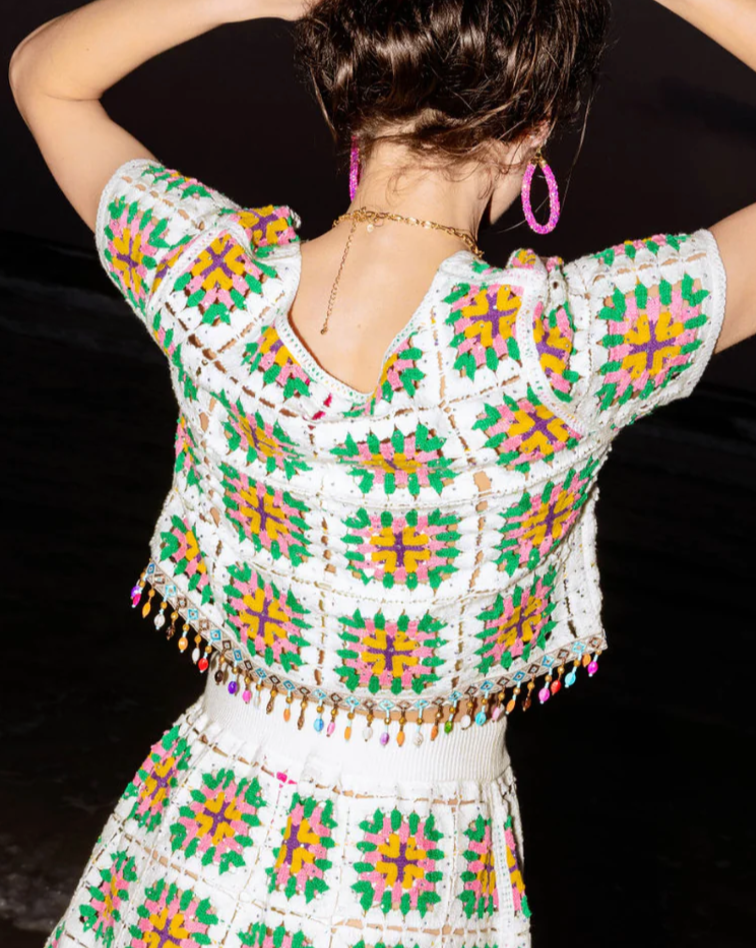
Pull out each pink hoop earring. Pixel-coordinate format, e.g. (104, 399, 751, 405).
(349, 134, 361, 202)
(521, 150, 561, 235)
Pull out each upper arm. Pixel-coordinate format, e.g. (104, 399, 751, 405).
(10, 46, 156, 232)
(709, 202, 756, 353)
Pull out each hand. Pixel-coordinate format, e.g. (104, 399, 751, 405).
(223, 0, 314, 22)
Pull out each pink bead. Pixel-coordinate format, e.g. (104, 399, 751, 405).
(491, 705, 503, 722)
(538, 686, 551, 704)
(327, 721, 336, 737)
(587, 660, 599, 677)
(349, 135, 361, 202)
(521, 157, 561, 235)
(242, 689, 252, 704)
(380, 731, 390, 747)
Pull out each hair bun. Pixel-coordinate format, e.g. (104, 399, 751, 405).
(294, 0, 610, 167)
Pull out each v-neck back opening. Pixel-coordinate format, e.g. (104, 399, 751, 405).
(271, 242, 474, 402)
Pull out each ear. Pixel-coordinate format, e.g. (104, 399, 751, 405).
(529, 120, 553, 154)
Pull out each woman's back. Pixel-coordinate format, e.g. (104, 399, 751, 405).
(291, 224, 461, 396)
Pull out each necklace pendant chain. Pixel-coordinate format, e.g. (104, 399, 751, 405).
(320, 207, 483, 335)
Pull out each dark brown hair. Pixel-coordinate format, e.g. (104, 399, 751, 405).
(294, 0, 611, 170)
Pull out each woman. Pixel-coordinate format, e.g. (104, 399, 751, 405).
(9, 0, 755, 946)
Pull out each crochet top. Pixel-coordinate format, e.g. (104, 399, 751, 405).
(97, 158, 726, 742)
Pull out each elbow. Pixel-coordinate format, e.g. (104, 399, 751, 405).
(9, 18, 58, 102)
(9, 47, 22, 97)
(9, 43, 33, 103)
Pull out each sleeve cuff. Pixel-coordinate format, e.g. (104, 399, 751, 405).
(677, 227, 728, 398)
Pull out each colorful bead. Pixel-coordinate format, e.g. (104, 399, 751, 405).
(522, 680, 535, 711)
(266, 688, 278, 715)
(506, 686, 521, 715)
(380, 711, 391, 746)
(349, 134, 361, 201)
(141, 589, 155, 618)
(297, 698, 308, 731)
(538, 674, 553, 704)
(191, 634, 202, 664)
(130, 582, 144, 606)
(397, 713, 407, 747)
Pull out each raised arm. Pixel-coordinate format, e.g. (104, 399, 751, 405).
(8, 0, 309, 232)
(654, 0, 756, 353)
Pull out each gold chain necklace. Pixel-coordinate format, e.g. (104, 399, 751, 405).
(320, 208, 483, 335)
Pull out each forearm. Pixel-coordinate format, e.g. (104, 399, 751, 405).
(10, 0, 266, 102)
(654, 0, 756, 72)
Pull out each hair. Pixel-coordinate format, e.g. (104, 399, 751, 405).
(294, 0, 612, 173)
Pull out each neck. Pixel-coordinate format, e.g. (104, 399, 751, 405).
(350, 164, 487, 236)
(341, 140, 526, 254)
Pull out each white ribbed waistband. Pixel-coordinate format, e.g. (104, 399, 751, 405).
(201, 677, 511, 785)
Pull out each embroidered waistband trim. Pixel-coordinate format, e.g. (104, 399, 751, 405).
(131, 560, 607, 748)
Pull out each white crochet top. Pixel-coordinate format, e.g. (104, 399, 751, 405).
(97, 158, 726, 739)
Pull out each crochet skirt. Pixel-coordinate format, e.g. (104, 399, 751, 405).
(46, 677, 532, 948)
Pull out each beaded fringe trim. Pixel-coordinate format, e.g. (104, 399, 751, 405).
(131, 560, 606, 748)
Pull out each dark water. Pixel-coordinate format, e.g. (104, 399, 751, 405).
(1, 233, 755, 948)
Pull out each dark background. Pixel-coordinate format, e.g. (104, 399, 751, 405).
(1, 1, 755, 947)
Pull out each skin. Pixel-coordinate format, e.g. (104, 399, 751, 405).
(8, 0, 756, 395)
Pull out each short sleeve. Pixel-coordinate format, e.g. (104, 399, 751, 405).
(95, 158, 302, 327)
(555, 230, 727, 433)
